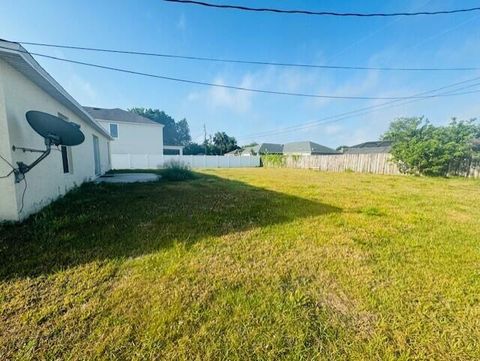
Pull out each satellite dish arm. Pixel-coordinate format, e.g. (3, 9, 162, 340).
(14, 138, 55, 183)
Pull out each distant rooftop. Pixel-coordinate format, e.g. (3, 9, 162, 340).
(234, 141, 337, 155)
(283, 141, 338, 155)
(84, 107, 161, 126)
(232, 143, 283, 155)
(255, 143, 284, 154)
(344, 140, 392, 154)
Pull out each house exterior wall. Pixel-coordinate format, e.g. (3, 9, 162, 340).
(0, 59, 111, 221)
(0, 68, 18, 221)
(97, 119, 164, 155)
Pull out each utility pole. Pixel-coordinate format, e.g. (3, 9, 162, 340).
(203, 123, 207, 155)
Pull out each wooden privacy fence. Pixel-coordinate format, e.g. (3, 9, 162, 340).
(448, 159, 480, 178)
(263, 153, 480, 178)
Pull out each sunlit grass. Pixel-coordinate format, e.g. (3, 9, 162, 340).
(1, 168, 479, 359)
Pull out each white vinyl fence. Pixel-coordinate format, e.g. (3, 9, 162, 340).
(111, 154, 260, 169)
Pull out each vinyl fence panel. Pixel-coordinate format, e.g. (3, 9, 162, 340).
(111, 154, 261, 169)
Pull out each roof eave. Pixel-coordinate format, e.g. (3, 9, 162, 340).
(0, 40, 113, 140)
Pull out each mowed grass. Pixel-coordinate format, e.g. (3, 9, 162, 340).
(1, 168, 480, 360)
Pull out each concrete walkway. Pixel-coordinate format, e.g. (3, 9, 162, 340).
(95, 173, 160, 184)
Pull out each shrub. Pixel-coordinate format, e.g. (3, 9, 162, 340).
(261, 154, 286, 167)
(382, 117, 480, 176)
(161, 160, 196, 181)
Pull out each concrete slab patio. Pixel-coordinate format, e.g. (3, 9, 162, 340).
(95, 173, 160, 183)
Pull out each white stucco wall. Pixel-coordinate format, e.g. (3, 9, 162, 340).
(0, 59, 111, 221)
(97, 120, 164, 155)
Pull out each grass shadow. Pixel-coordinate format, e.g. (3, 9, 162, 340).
(0, 172, 341, 280)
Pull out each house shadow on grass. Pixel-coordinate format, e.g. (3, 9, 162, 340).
(0, 173, 341, 280)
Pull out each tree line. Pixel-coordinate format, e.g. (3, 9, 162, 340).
(129, 108, 239, 155)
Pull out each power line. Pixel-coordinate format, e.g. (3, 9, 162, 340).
(15, 40, 480, 72)
(2, 45, 480, 101)
(237, 76, 480, 140)
(162, 0, 480, 18)
(239, 89, 480, 141)
(239, 82, 480, 140)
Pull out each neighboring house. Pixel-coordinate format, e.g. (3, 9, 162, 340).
(0, 40, 112, 221)
(230, 141, 337, 156)
(84, 107, 164, 159)
(252, 143, 283, 155)
(227, 143, 283, 156)
(163, 145, 184, 155)
(343, 141, 393, 154)
(283, 141, 338, 155)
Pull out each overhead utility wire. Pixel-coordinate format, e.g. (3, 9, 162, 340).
(237, 76, 480, 140)
(241, 80, 480, 138)
(239, 86, 480, 141)
(239, 79, 480, 140)
(15, 41, 480, 72)
(2, 45, 480, 102)
(248, 86, 480, 141)
(162, 0, 480, 18)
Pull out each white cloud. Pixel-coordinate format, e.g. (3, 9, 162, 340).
(188, 74, 255, 113)
(65, 73, 97, 104)
(210, 75, 254, 112)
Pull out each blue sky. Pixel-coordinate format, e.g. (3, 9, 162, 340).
(1, 0, 480, 147)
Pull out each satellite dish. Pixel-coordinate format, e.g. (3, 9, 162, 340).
(12, 111, 85, 183)
(26, 111, 85, 146)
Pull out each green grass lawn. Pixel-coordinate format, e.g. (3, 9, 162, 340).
(1, 169, 480, 360)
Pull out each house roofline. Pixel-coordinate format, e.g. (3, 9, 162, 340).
(0, 40, 113, 140)
(95, 118, 165, 128)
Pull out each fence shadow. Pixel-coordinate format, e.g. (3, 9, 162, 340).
(0, 173, 340, 280)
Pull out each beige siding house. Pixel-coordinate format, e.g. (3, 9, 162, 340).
(0, 40, 112, 221)
(84, 107, 164, 169)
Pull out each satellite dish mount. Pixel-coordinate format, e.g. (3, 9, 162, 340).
(12, 111, 85, 183)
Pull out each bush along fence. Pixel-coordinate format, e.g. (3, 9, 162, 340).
(262, 153, 480, 178)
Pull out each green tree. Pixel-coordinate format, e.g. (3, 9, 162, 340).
(382, 117, 480, 176)
(212, 132, 238, 155)
(129, 108, 191, 146)
(183, 142, 205, 155)
(175, 118, 192, 146)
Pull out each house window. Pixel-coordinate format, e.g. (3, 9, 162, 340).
(109, 123, 119, 138)
(61, 146, 70, 173)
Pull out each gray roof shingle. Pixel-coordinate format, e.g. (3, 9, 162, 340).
(283, 141, 338, 155)
(84, 107, 162, 126)
(256, 143, 284, 154)
(238, 143, 283, 155)
(344, 141, 392, 154)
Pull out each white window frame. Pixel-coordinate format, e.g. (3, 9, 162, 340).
(109, 123, 119, 139)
